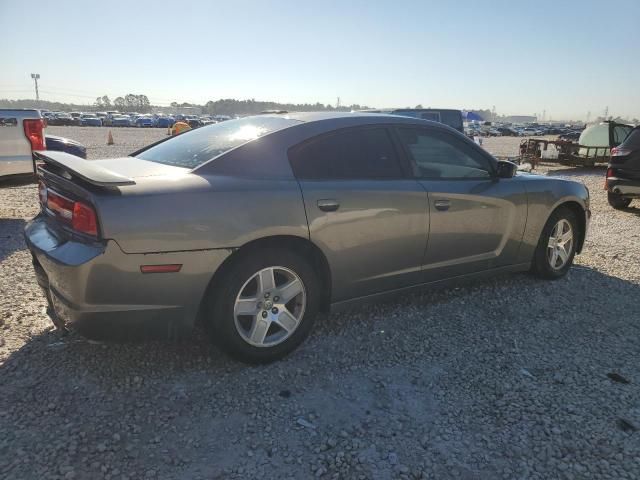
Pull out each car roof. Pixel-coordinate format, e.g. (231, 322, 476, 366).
(261, 111, 445, 128)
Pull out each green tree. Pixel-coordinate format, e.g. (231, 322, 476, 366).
(114, 96, 125, 111)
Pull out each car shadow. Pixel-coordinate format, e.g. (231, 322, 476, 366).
(2, 264, 640, 478)
(0, 218, 27, 262)
(540, 165, 606, 177)
(0, 175, 36, 188)
(1, 263, 638, 378)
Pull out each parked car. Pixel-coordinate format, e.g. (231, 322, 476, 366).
(48, 113, 75, 126)
(80, 114, 102, 127)
(135, 116, 154, 128)
(522, 127, 541, 136)
(156, 117, 175, 128)
(69, 112, 82, 125)
(44, 135, 87, 159)
(559, 131, 581, 142)
(103, 112, 122, 127)
(187, 119, 203, 129)
(0, 108, 45, 179)
(26, 112, 590, 363)
(605, 126, 640, 209)
(111, 115, 133, 127)
(496, 127, 519, 136)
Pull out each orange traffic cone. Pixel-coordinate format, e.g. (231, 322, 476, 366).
(107, 130, 114, 145)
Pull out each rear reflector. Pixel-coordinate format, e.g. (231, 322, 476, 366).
(605, 167, 614, 190)
(24, 119, 46, 151)
(140, 264, 183, 274)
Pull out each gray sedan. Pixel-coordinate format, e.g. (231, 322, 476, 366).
(25, 112, 590, 363)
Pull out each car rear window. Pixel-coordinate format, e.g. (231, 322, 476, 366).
(136, 116, 300, 169)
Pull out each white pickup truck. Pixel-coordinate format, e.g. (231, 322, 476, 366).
(0, 109, 46, 179)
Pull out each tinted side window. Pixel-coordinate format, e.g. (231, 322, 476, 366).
(396, 128, 492, 179)
(622, 128, 640, 149)
(289, 128, 403, 179)
(613, 125, 632, 146)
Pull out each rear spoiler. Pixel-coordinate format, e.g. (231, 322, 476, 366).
(34, 150, 135, 186)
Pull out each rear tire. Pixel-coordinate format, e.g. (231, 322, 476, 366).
(205, 248, 319, 364)
(531, 206, 579, 280)
(607, 192, 632, 210)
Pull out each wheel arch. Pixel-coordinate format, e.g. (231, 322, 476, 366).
(550, 200, 587, 254)
(199, 235, 332, 324)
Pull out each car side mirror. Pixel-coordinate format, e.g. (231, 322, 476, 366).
(496, 160, 518, 179)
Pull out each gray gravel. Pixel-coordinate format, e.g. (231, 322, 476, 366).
(1, 129, 640, 479)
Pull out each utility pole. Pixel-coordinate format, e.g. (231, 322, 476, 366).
(31, 73, 40, 104)
(604, 106, 609, 119)
(336, 97, 340, 110)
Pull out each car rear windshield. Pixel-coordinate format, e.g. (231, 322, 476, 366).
(136, 116, 300, 169)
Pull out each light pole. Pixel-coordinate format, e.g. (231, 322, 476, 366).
(30, 73, 40, 104)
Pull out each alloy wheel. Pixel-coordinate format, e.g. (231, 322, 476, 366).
(547, 219, 573, 270)
(233, 266, 306, 347)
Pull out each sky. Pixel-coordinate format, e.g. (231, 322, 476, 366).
(1, 0, 639, 121)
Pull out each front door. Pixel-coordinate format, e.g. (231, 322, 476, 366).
(394, 126, 527, 281)
(289, 126, 429, 302)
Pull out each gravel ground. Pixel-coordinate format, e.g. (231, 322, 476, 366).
(1, 128, 640, 480)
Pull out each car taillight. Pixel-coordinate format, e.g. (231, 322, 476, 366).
(23, 119, 46, 151)
(611, 147, 631, 157)
(45, 187, 99, 237)
(72, 201, 98, 236)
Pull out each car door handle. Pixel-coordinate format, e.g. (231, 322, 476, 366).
(317, 199, 340, 212)
(434, 199, 451, 211)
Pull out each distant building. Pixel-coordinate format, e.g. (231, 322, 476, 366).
(504, 115, 537, 124)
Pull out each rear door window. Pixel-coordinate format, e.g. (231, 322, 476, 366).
(289, 127, 403, 179)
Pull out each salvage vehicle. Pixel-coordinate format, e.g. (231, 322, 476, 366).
(25, 112, 590, 363)
(0, 108, 46, 179)
(80, 114, 102, 127)
(605, 126, 640, 209)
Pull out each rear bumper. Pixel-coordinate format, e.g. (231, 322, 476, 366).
(24, 215, 231, 340)
(0, 155, 34, 178)
(607, 176, 640, 197)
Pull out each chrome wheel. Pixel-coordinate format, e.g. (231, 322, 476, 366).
(233, 266, 306, 347)
(547, 219, 573, 270)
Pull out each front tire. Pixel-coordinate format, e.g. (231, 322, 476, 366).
(205, 248, 320, 364)
(607, 192, 632, 210)
(531, 206, 579, 279)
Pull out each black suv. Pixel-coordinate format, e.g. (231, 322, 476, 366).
(606, 126, 640, 209)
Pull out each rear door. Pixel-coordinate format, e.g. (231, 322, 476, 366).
(289, 126, 429, 302)
(394, 126, 527, 282)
